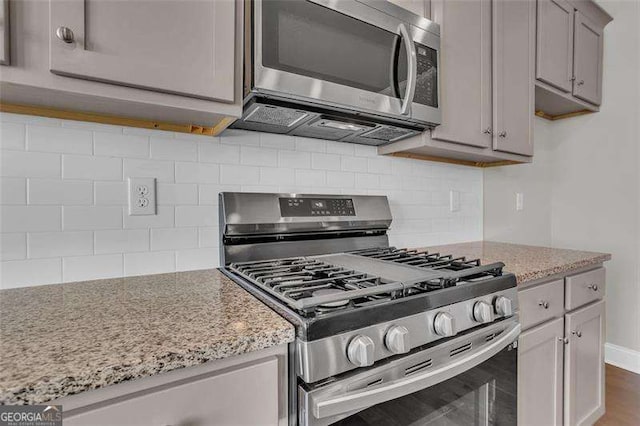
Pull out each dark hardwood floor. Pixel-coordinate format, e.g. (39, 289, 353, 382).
(595, 364, 640, 426)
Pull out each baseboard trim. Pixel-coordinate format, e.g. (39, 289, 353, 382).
(605, 343, 640, 374)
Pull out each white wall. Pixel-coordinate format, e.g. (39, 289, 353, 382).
(484, 0, 640, 355)
(0, 113, 483, 289)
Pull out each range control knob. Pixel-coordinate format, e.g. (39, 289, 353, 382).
(494, 296, 513, 316)
(347, 335, 375, 367)
(385, 325, 410, 354)
(433, 312, 456, 337)
(473, 301, 495, 324)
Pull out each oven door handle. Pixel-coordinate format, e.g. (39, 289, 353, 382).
(398, 23, 417, 116)
(311, 321, 521, 420)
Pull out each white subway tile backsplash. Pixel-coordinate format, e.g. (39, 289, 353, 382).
(1, 178, 26, 204)
(278, 150, 311, 169)
(94, 181, 127, 205)
(220, 164, 260, 185)
(199, 142, 239, 164)
(0, 122, 26, 150)
(95, 229, 149, 254)
(240, 146, 278, 167)
(64, 155, 122, 180)
(1, 258, 62, 288)
(1, 117, 483, 289)
(123, 158, 174, 182)
(1, 233, 27, 261)
(123, 206, 175, 229)
(157, 183, 198, 205)
(63, 254, 123, 282)
(1, 151, 61, 178)
(175, 206, 217, 227)
(312, 153, 342, 171)
(27, 126, 92, 154)
(28, 231, 93, 258)
(175, 162, 219, 184)
(1, 206, 61, 232)
(151, 227, 198, 251)
(341, 156, 368, 173)
(124, 251, 175, 276)
(176, 248, 218, 272)
(28, 179, 93, 205)
(94, 132, 149, 158)
(63, 206, 122, 230)
(260, 167, 294, 186)
(151, 137, 197, 161)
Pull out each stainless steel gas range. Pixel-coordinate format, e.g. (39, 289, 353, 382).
(219, 192, 520, 426)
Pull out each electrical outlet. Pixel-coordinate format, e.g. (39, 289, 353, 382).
(516, 192, 524, 211)
(128, 177, 156, 216)
(449, 190, 461, 212)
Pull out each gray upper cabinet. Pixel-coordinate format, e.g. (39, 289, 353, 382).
(572, 11, 604, 105)
(492, 0, 535, 156)
(536, 0, 574, 92)
(564, 300, 606, 426)
(534, 0, 612, 119)
(430, 0, 492, 149)
(518, 317, 564, 426)
(388, 0, 430, 19)
(49, 0, 235, 103)
(0, 0, 9, 65)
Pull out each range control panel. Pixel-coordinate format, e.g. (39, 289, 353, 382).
(279, 197, 356, 217)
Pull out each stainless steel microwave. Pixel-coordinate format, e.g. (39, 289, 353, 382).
(232, 0, 441, 145)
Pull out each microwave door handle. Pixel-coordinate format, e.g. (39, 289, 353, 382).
(311, 321, 521, 420)
(398, 23, 417, 116)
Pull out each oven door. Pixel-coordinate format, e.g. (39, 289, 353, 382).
(253, 0, 441, 126)
(299, 318, 519, 426)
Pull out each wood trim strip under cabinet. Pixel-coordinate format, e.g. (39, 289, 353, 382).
(0, 103, 236, 137)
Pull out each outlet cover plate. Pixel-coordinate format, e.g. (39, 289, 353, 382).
(128, 177, 156, 216)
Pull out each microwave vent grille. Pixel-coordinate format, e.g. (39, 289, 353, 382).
(244, 105, 309, 127)
(361, 126, 416, 142)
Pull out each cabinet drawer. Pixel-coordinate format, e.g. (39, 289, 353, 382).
(64, 357, 279, 426)
(519, 279, 564, 330)
(565, 268, 605, 311)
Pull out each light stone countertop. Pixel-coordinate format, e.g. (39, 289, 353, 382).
(416, 241, 611, 285)
(0, 269, 295, 405)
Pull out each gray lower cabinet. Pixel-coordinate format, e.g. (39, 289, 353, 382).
(518, 267, 606, 426)
(564, 300, 606, 426)
(519, 317, 564, 426)
(379, 0, 535, 165)
(56, 345, 288, 426)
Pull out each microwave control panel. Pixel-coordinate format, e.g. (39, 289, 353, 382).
(279, 197, 356, 217)
(413, 43, 438, 108)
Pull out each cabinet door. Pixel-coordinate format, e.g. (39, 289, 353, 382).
(536, 0, 575, 92)
(492, 0, 535, 156)
(573, 11, 604, 105)
(65, 357, 279, 426)
(49, 0, 235, 102)
(518, 317, 564, 426)
(564, 300, 606, 426)
(0, 0, 9, 65)
(430, 0, 492, 148)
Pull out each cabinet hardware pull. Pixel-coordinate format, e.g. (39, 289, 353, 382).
(572, 331, 582, 338)
(538, 300, 549, 309)
(558, 337, 569, 344)
(588, 284, 598, 291)
(498, 131, 507, 138)
(483, 127, 492, 135)
(56, 26, 75, 44)
(577, 80, 585, 86)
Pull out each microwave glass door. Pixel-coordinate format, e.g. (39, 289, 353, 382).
(332, 344, 517, 426)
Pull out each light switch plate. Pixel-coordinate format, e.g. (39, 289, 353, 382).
(128, 177, 156, 216)
(516, 192, 524, 211)
(449, 190, 461, 212)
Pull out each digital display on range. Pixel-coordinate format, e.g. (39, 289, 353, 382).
(279, 198, 356, 217)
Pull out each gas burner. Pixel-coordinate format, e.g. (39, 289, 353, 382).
(312, 288, 350, 308)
